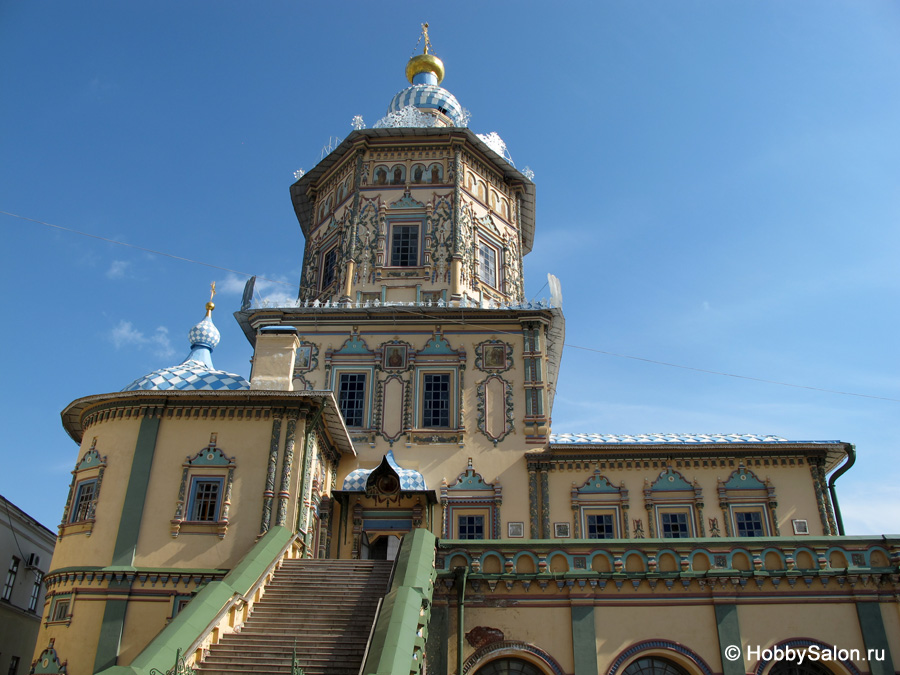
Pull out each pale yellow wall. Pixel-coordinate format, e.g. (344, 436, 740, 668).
(546, 459, 829, 542)
(441, 595, 894, 675)
(250, 315, 839, 544)
(119, 592, 180, 665)
(134, 416, 276, 570)
(593, 604, 721, 670)
(34, 588, 106, 673)
(882, 603, 900, 671)
(739, 603, 869, 673)
(449, 605, 574, 673)
(49, 417, 142, 571)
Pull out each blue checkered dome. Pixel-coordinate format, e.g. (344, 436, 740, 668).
(342, 451, 427, 492)
(121, 309, 249, 392)
(188, 315, 220, 350)
(387, 84, 465, 127)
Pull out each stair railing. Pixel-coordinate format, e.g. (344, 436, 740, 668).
(357, 546, 400, 675)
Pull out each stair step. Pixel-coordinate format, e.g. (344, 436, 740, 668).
(196, 558, 389, 675)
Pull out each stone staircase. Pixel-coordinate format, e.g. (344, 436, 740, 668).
(196, 559, 394, 675)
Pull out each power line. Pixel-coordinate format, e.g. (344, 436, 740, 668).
(6, 208, 897, 404)
(0, 210, 295, 288)
(386, 306, 900, 404)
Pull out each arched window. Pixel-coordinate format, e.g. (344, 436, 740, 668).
(623, 657, 691, 675)
(476, 658, 544, 675)
(769, 661, 833, 675)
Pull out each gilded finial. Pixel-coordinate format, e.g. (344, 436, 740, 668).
(206, 282, 216, 315)
(406, 22, 445, 84)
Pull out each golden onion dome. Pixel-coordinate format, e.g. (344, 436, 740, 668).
(406, 53, 444, 84)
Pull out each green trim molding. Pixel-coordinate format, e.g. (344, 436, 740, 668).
(112, 415, 162, 567)
(571, 604, 598, 674)
(714, 604, 743, 675)
(96, 414, 163, 671)
(856, 602, 894, 675)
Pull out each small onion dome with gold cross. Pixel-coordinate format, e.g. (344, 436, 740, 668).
(386, 25, 465, 127)
(122, 297, 249, 392)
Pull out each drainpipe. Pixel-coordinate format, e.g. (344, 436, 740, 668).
(456, 566, 469, 675)
(828, 443, 855, 536)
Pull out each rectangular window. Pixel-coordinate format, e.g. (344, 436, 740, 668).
(735, 511, 765, 537)
(422, 373, 450, 428)
(2, 557, 18, 601)
(477, 241, 497, 288)
(188, 478, 223, 522)
(457, 515, 484, 540)
(661, 512, 690, 538)
(390, 225, 419, 267)
(28, 572, 42, 612)
(7, 656, 19, 675)
(586, 514, 615, 539)
(52, 598, 70, 622)
(321, 247, 338, 289)
(337, 373, 366, 427)
(70, 479, 98, 523)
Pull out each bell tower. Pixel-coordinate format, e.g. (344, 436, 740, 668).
(240, 29, 563, 557)
(289, 26, 536, 308)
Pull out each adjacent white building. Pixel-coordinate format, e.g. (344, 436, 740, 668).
(0, 495, 55, 675)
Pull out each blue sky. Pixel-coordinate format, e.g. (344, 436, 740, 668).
(1, 2, 898, 534)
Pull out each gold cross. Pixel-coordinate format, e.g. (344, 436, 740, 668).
(422, 22, 431, 54)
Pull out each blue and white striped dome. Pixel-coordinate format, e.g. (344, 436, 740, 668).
(122, 305, 249, 392)
(387, 84, 465, 127)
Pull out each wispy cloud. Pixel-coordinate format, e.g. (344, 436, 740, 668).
(218, 273, 298, 307)
(110, 320, 175, 359)
(106, 260, 130, 279)
(838, 484, 900, 536)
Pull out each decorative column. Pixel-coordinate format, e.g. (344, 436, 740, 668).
(259, 412, 283, 536)
(528, 467, 539, 539)
(540, 468, 550, 539)
(275, 411, 299, 527)
(450, 146, 464, 299)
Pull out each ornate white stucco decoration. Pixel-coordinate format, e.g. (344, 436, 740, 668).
(523, 166, 535, 181)
(476, 132, 515, 167)
(351, 115, 365, 130)
(374, 105, 445, 129)
(293, 168, 305, 181)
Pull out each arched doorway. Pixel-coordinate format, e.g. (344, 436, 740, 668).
(622, 657, 692, 675)
(474, 657, 546, 675)
(769, 660, 834, 675)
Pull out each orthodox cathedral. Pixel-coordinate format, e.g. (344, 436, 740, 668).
(28, 27, 898, 675)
